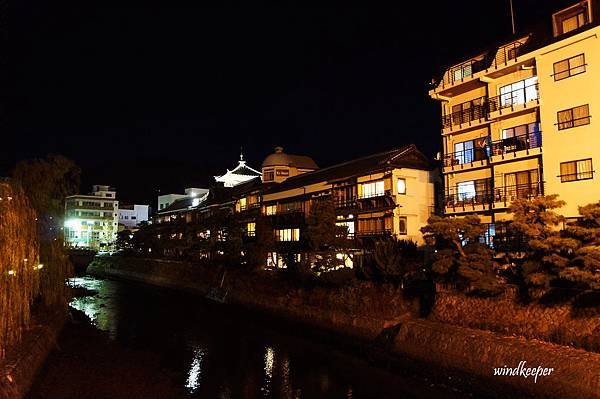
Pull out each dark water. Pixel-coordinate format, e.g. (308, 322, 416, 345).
(33, 276, 475, 399)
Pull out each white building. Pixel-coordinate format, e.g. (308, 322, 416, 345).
(214, 153, 262, 187)
(157, 188, 208, 212)
(118, 204, 150, 230)
(64, 185, 119, 251)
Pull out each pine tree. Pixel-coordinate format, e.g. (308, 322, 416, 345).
(420, 215, 501, 294)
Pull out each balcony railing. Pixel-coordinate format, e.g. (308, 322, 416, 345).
(494, 182, 542, 204)
(444, 190, 493, 209)
(442, 102, 488, 129)
(437, 59, 486, 89)
(490, 131, 542, 156)
(488, 83, 539, 113)
(239, 202, 260, 211)
(335, 198, 357, 209)
(356, 228, 393, 237)
(490, 41, 526, 69)
(444, 148, 489, 167)
(358, 189, 392, 200)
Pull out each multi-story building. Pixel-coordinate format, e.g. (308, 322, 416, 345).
(118, 204, 150, 230)
(157, 187, 208, 214)
(64, 185, 119, 250)
(258, 145, 438, 268)
(429, 0, 599, 242)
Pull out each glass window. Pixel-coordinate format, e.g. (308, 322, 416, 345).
(361, 181, 385, 198)
(398, 217, 407, 235)
(457, 181, 476, 200)
(560, 159, 594, 182)
(263, 169, 275, 181)
(246, 222, 256, 236)
(265, 205, 276, 215)
(397, 178, 406, 195)
(557, 105, 590, 130)
(553, 54, 586, 81)
(276, 228, 300, 242)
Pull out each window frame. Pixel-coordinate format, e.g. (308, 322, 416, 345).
(398, 216, 408, 235)
(553, 54, 586, 81)
(557, 104, 591, 130)
(397, 178, 407, 195)
(559, 158, 594, 182)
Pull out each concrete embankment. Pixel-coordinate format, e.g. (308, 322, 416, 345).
(0, 311, 67, 399)
(88, 256, 600, 399)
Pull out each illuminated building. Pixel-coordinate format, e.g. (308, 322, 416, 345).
(158, 188, 208, 213)
(64, 185, 119, 250)
(118, 204, 150, 230)
(214, 152, 262, 187)
(429, 0, 600, 243)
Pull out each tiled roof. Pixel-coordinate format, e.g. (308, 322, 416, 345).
(263, 144, 433, 195)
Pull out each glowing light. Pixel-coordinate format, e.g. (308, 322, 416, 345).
(8, 270, 16, 276)
(185, 347, 205, 393)
(23, 258, 28, 262)
(65, 219, 80, 230)
(37, 264, 44, 270)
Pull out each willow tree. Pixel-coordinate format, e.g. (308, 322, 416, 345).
(0, 180, 40, 358)
(11, 154, 80, 307)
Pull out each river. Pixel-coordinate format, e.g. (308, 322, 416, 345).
(28, 276, 480, 399)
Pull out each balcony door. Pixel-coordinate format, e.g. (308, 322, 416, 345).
(503, 170, 539, 200)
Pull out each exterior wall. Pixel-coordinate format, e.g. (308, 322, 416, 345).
(432, 6, 600, 226)
(64, 194, 119, 250)
(537, 26, 600, 217)
(157, 194, 187, 212)
(118, 204, 150, 229)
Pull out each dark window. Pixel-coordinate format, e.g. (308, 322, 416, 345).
(398, 217, 407, 235)
(557, 105, 590, 130)
(263, 169, 275, 181)
(560, 159, 594, 182)
(553, 54, 586, 81)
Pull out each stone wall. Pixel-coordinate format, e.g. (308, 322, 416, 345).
(431, 289, 600, 353)
(88, 256, 600, 399)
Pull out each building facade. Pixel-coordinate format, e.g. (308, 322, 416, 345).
(429, 0, 599, 242)
(64, 185, 119, 250)
(118, 204, 150, 230)
(157, 188, 208, 213)
(150, 145, 438, 269)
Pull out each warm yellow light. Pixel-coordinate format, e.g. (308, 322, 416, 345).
(8, 270, 16, 276)
(37, 264, 44, 270)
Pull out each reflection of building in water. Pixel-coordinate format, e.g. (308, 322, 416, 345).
(185, 347, 205, 393)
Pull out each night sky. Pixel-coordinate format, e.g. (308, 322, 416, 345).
(8, 1, 573, 205)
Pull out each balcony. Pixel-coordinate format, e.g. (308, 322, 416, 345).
(443, 148, 489, 171)
(493, 182, 543, 207)
(239, 202, 261, 212)
(335, 198, 357, 209)
(444, 190, 493, 213)
(442, 100, 488, 130)
(356, 190, 396, 212)
(488, 40, 527, 70)
(356, 228, 393, 237)
(488, 83, 539, 115)
(490, 131, 542, 161)
(434, 58, 487, 91)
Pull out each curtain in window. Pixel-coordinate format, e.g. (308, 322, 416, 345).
(561, 162, 577, 182)
(562, 15, 580, 33)
(504, 173, 517, 200)
(557, 109, 573, 129)
(554, 59, 570, 80)
(573, 105, 590, 126)
(570, 54, 586, 75)
(577, 159, 593, 179)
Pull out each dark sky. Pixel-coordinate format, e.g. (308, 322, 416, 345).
(7, 1, 571, 205)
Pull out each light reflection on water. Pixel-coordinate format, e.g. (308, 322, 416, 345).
(63, 276, 465, 399)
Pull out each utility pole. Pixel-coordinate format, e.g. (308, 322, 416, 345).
(510, 0, 516, 35)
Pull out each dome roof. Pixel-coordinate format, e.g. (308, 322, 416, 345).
(262, 146, 318, 170)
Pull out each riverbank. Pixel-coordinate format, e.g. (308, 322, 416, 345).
(88, 256, 600, 399)
(0, 309, 67, 399)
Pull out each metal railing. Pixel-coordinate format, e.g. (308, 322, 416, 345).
(356, 228, 393, 237)
(444, 190, 493, 208)
(239, 202, 260, 211)
(443, 148, 489, 167)
(358, 189, 392, 200)
(441, 100, 488, 129)
(437, 58, 486, 88)
(335, 198, 357, 208)
(494, 182, 542, 203)
(490, 131, 542, 156)
(488, 83, 539, 112)
(490, 41, 526, 68)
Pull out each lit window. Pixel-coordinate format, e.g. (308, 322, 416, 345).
(336, 220, 355, 238)
(361, 181, 385, 198)
(560, 159, 594, 182)
(557, 105, 590, 130)
(553, 2, 589, 36)
(499, 77, 538, 108)
(398, 217, 407, 235)
(246, 222, 256, 237)
(275, 228, 300, 242)
(397, 178, 406, 195)
(265, 205, 276, 215)
(553, 54, 586, 81)
(457, 181, 476, 200)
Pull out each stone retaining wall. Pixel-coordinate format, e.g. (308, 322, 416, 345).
(88, 256, 600, 399)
